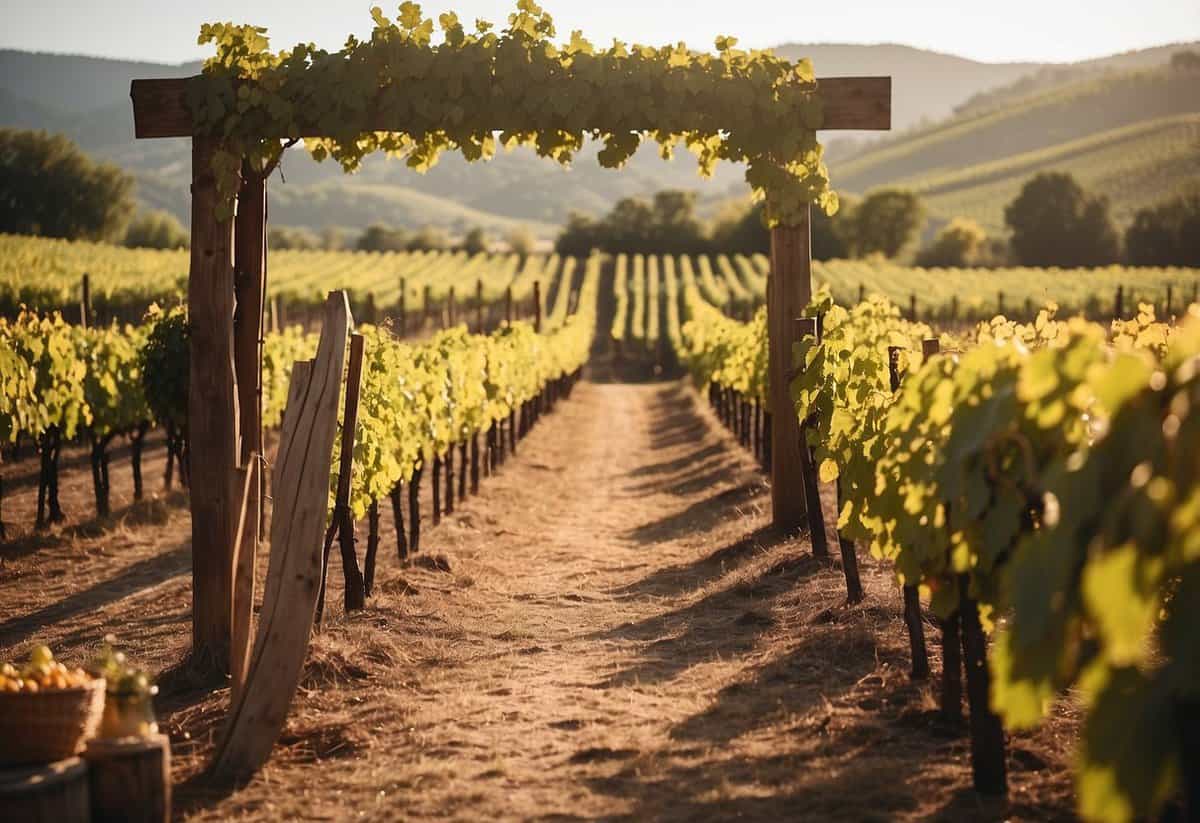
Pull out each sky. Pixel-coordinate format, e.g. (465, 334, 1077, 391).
(1, 0, 1197, 65)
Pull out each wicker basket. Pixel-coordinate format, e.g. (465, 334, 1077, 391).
(0, 677, 106, 766)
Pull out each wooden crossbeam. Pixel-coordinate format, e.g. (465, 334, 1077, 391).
(129, 75, 890, 139)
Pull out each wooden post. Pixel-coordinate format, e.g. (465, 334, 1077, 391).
(80, 273, 92, 329)
(505, 286, 513, 325)
(960, 575, 1008, 796)
(231, 163, 266, 691)
(334, 333, 367, 613)
(794, 317, 828, 558)
(997, 290, 1004, 316)
(187, 136, 240, 675)
(1114, 285, 1124, 319)
(909, 292, 917, 321)
(1166, 284, 1173, 318)
(890, 344, 930, 680)
(476, 278, 484, 333)
(398, 277, 407, 337)
(533, 280, 542, 332)
(767, 211, 812, 531)
(857, 282, 865, 305)
(448, 285, 457, 327)
(423, 284, 432, 327)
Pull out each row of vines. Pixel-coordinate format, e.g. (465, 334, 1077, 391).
(673, 267, 1198, 821)
(0, 254, 598, 547)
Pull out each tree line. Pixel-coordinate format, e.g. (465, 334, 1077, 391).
(556, 174, 1200, 268)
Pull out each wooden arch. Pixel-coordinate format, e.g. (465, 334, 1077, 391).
(129, 73, 891, 673)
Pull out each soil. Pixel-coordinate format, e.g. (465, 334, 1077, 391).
(0, 370, 1080, 821)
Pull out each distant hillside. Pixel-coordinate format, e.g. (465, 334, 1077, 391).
(1, 44, 1194, 237)
(828, 62, 1200, 235)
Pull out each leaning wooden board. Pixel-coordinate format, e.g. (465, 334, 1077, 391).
(211, 291, 351, 779)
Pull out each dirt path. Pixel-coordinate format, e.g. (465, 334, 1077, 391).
(163, 379, 1071, 821)
(2, 377, 1077, 821)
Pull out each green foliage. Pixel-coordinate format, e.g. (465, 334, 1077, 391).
(1124, 193, 1200, 266)
(267, 225, 321, 250)
(1005, 172, 1121, 266)
(459, 226, 488, 255)
(138, 306, 189, 432)
(848, 189, 924, 258)
(356, 223, 410, 253)
(0, 129, 135, 242)
(505, 225, 535, 258)
(124, 210, 189, 250)
(0, 310, 90, 442)
(676, 272, 1199, 820)
(79, 323, 151, 438)
(914, 217, 988, 267)
(708, 197, 852, 260)
(189, 2, 833, 227)
(556, 190, 708, 255)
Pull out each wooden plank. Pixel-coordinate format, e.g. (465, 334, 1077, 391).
(83, 735, 171, 823)
(188, 135, 240, 674)
(767, 211, 813, 531)
(130, 76, 890, 139)
(231, 164, 267, 694)
(211, 292, 350, 780)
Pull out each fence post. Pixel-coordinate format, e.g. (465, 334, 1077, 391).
(858, 282, 865, 305)
(533, 280, 542, 333)
(398, 278, 407, 337)
(766, 212, 812, 531)
(476, 278, 484, 334)
(505, 286, 513, 325)
(794, 317, 829, 559)
(909, 292, 917, 321)
(317, 332, 366, 621)
(80, 273, 92, 329)
(1114, 285, 1124, 320)
(997, 290, 1004, 316)
(448, 285, 457, 327)
(423, 284, 432, 327)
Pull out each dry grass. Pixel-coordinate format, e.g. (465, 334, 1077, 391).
(2, 378, 1080, 821)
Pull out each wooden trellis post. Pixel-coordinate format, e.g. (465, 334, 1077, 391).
(187, 136, 240, 671)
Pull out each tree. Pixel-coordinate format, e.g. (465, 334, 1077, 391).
(1004, 173, 1119, 266)
(914, 218, 988, 267)
(648, 190, 707, 253)
(555, 212, 600, 256)
(849, 189, 924, 258)
(124, 210, 189, 249)
(709, 198, 852, 260)
(407, 225, 448, 252)
(460, 226, 488, 255)
(268, 226, 319, 250)
(1124, 193, 1200, 266)
(0, 128, 135, 241)
(506, 226, 535, 258)
(357, 223, 409, 252)
(1170, 50, 1200, 71)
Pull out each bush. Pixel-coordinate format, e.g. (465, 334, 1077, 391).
(555, 212, 601, 256)
(357, 223, 410, 252)
(848, 189, 924, 258)
(124, 210, 188, 250)
(506, 226, 535, 258)
(268, 226, 320, 250)
(1124, 193, 1200, 266)
(709, 198, 852, 260)
(407, 225, 448, 252)
(553, 189, 708, 254)
(1004, 172, 1119, 266)
(914, 218, 988, 267)
(460, 226, 488, 255)
(0, 128, 135, 241)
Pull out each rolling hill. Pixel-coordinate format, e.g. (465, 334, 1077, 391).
(1, 43, 1195, 237)
(828, 60, 1200, 235)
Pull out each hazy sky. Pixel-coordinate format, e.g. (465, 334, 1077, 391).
(1, 0, 1197, 65)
